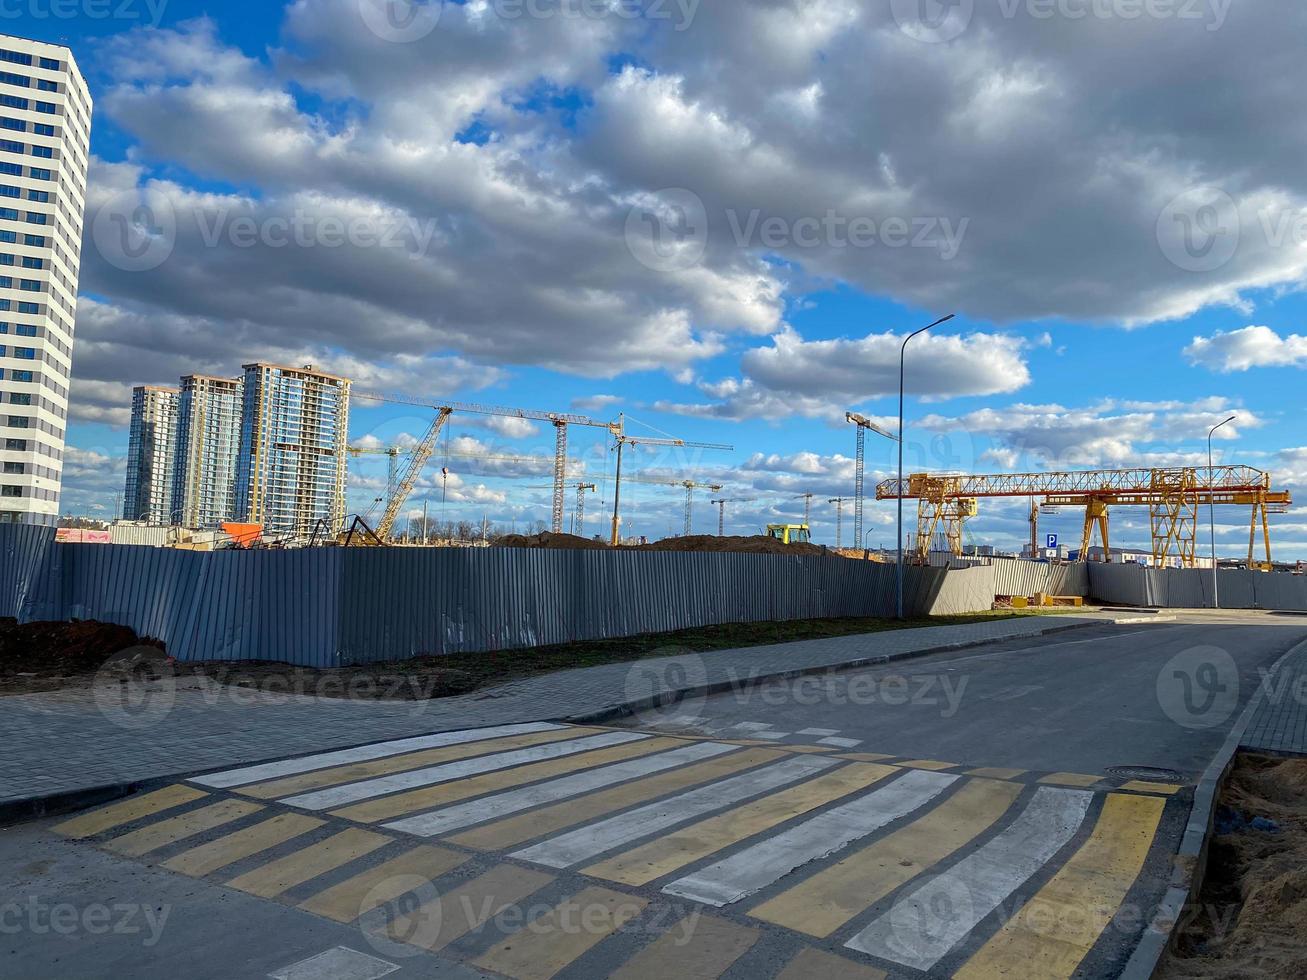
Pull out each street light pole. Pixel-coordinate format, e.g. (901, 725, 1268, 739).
(897, 314, 956, 619)
(1208, 415, 1236, 609)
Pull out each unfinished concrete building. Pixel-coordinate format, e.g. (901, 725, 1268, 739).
(171, 375, 243, 529)
(122, 385, 178, 523)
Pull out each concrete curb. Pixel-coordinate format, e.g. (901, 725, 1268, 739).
(568, 619, 1101, 726)
(0, 778, 162, 827)
(1118, 636, 1307, 980)
(1111, 615, 1179, 625)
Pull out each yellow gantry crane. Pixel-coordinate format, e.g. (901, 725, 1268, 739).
(877, 466, 1292, 567)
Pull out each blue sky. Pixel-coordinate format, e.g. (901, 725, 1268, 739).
(17, 1, 1307, 556)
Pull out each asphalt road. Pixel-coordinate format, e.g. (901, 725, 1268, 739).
(613, 615, 1307, 778)
(4, 613, 1302, 980)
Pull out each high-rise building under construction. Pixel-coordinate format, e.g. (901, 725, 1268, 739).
(235, 363, 350, 537)
(122, 385, 178, 524)
(171, 374, 243, 530)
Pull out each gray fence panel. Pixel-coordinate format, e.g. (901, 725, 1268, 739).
(926, 564, 998, 616)
(0, 524, 55, 619)
(992, 558, 1089, 598)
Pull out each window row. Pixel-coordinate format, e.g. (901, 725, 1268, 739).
(0, 50, 61, 71)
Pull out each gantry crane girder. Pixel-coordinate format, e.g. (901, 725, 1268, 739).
(877, 467, 1292, 568)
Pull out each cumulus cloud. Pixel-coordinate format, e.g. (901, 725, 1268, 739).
(1184, 326, 1307, 372)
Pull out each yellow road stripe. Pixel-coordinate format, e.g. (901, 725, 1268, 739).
(899, 759, 957, 771)
(785, 745, 836, 754)
(386, 864, 553, 952)
(226, 828, 390, 898)
(473, 885, 648, 980)
(299, 844, 469, 923)
(775, 947, 887, 980)
(838, 753, 894, 762)
(239, 727, 596, 800)
(448, 748, 783, 852)
(966, 767, 1027, 780)
(332, 737, 683, 824)
(609, 915, 758, 980)
(1118, 780, 1183, 795)
(953, 793, 1166, 980)
(1039, 772, 1103, 787)
(163, 813, 324, 876)
(750, 777, 1023, 937)
(584, 762, 895, 887)
(53, 785, 207, 839)
(105, 800, 264, 857)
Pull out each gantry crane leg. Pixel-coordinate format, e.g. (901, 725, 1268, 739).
(1079, 499, 1110, 562)
(1249, 494, 1273, 570)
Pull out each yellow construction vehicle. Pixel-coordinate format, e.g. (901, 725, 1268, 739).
(766, 524, 812, 545)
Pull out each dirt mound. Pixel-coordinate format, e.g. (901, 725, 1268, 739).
(632, 534, 827, 556)
(1158, 753, 1307, 980)
(0, 618, 160, 680)
(494, 531, 610, 551)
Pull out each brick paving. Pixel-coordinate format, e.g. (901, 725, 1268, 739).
(1242, 638, 1307, 755)
(2, 616, 1098, 806)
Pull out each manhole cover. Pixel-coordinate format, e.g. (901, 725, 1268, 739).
(1106, 765, 1183, 782)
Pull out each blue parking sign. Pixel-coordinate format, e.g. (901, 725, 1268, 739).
(1046, 534, 1059, 549)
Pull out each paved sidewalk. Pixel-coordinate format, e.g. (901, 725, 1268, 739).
(2, 616, 1102, 808)
(1243, 637, 1307, 754)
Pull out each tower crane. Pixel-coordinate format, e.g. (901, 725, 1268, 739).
(828, 497, 849, 549)
(877, 466, 1292, 567)
(608, 415, 733, 545)
(846, 412, 898, 550)
(524, 482, 598, 537)
(793, 492, 815, 527)
(354, 390, 612, 538)
(376, 408, 452, 541)
(710, 497, 756, 536)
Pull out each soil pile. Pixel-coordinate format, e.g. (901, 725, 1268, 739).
(0, 618, 153, 680)
(494, 531, 610, 551)
(632, 534, 827, 556)
(1158, 753, 1307, 980)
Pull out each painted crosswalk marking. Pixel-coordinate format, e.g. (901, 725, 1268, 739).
(749, 776, 1023, 937)
(662, 768, 957, 907)
(608, 915, 758, 980)
(473, 885, 648, 980)
(105, 799, 265, 857)
(281, 731, 650, 811)
(332, 737, 684, 824)
(845, 786, 1093, 971)
(193, 722, 566, 788)
(239, 726, 593, 800)
(227, 828, 391, 898)
(299, 844, 469, 923)
(386, 864, 554, 952)
(53, 784, 207, 839)
(776, 947, 887, 980)
(382, 741, 738, 837)
(584, 762, 895, 887)
(953, 793, 1165, 979)
(447, 747, 785, 852)
(511, 755, 839, 869)
(163, 812, 325, 877)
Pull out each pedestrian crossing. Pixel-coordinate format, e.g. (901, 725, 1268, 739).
(54, 722, 1181, 979)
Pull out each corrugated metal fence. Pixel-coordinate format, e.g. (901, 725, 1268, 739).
(0, 527, 997, 666)
(992, 558, 1089, 598)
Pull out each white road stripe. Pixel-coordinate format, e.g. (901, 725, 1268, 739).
(279, 732, 649, 810)
(662, 768, 957, 907)
(382, 741, 739, 837)
(844, 786, 1093, 971)
(511, 755, 839, 869)
(191, 723, 566, 789)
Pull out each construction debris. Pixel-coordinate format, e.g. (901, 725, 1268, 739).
(492, 531, 829, 557)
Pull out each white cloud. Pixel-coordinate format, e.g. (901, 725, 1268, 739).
(1184, 326, 1307, 373)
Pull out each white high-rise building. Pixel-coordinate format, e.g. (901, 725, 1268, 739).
(0, 36, 90, 527)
